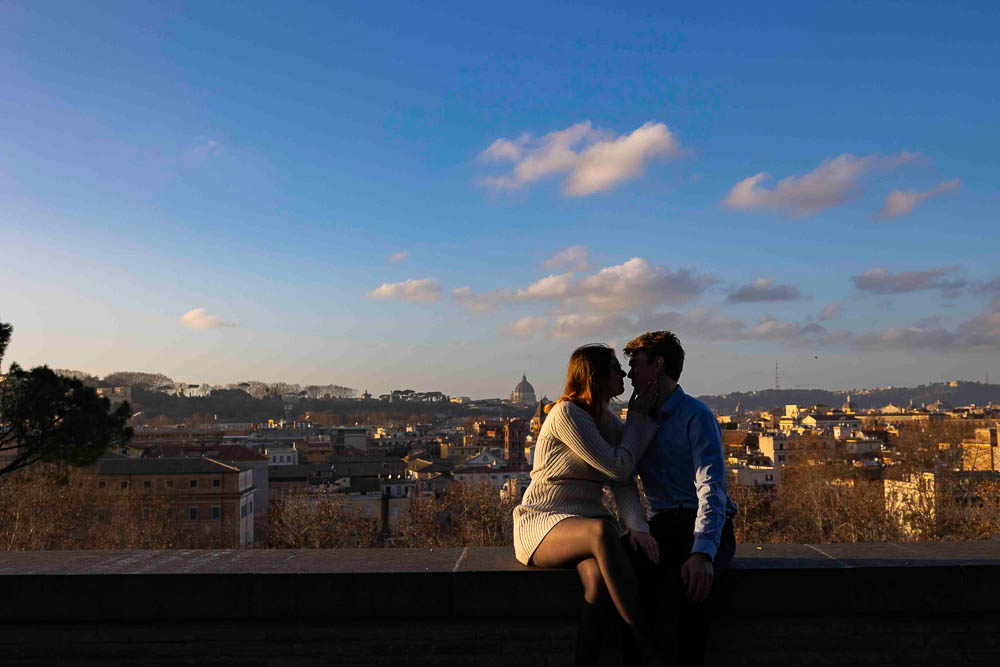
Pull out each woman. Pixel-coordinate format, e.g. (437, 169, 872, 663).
(513, 344, 663, 667)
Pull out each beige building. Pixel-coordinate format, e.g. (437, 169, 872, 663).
(729, 463, 780, 488)
(89, 456, 255, 546)
(961, 425, 999, 472)
(884, 472, 936, 537)
(758, 434, 836, 467)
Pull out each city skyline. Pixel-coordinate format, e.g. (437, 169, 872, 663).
(3, 2, 999, 399)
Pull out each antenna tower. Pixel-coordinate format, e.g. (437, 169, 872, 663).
(774, 362, 781, 391)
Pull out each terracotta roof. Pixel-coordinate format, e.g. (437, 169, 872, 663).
(722, 430, 750, 446)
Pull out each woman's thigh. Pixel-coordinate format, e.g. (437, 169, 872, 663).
(530, 517, 612, 568)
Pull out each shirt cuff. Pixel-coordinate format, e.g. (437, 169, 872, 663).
(691, 537, 718, 561)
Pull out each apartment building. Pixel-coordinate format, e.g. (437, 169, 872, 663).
(89, 456, 255, 546)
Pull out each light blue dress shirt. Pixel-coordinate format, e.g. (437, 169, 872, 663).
(636, 385, 737, 560)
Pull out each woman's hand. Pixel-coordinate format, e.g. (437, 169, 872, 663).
(628, 530, 660, 564)
(628, 378, 659, 418)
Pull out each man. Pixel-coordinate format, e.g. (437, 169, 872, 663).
(622, 330, 737, 667)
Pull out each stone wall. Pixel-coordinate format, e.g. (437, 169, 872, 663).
(2, 542, 999, 666)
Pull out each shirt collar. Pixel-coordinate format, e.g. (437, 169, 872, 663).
(659, 384, 686, 418)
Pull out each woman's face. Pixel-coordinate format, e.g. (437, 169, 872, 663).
(606, 355, 627, 399)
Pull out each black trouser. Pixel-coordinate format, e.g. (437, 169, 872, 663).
(622, 509, 736, 667)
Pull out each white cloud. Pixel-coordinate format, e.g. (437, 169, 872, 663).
(879, 178, 960, 219)
(818, 302, 842, 321)
(479, 121, 681, 196)
(462, 257, 716, 314)
(367, 278, 441, 303)
(727, 278, 802, 303)
(723, 152, 919, 217)
(852, 300, 1000, 352)
(851, 266, 965, 295)
(179, 308, 238, 329)
(506, 303, 846, 347)
(981, 277, 1000, 295)
(508, 316, 549, 337)
(517, 272, 575, 300)
(180, 139, 222, 166)
(549, 314, 633, 339)
(513, 258, 713, 312)
(634, 307, 848, 348)
(388, 250, 410, 263)
(481, 134, 530, 162)
(542, 245, 592, 272)
(575, 258, 714, 311)
(567, 122, 680, 195)
(452, 287, 512, 313)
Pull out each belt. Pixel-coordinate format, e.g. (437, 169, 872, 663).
(654, 505, 698, 513)
(653, 506, 737, 519)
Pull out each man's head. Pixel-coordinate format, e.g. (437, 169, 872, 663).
(623, 331, 684, 390)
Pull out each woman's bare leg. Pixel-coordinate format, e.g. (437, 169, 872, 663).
(574, 558, 612, 667)
(532, 518, 654, 643)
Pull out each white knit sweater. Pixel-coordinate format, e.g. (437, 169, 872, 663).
(512, 400, 657, 565)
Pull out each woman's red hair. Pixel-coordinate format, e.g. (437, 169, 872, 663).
(548, 344, 617, 426)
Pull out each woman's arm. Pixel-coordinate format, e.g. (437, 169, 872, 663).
(550, 402, 656, 482)
(611, 478, 649, 533)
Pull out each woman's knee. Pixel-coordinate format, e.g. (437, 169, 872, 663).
(589, 520, 619, 553)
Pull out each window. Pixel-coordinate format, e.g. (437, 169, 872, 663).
(141, 508, 150, 520)
(249, 501, 253, 514)
(240, 505, 246, 518)
(189, 480, 197, 488)
(213, 479, 220, 488)
(143, 481, 151, 489)
(98, 481, 105, 489)
(188, 507, 198, 520)
(210, 506, 221, 520)
(120, 481, 129, 489)
(167, 480, 174, 488)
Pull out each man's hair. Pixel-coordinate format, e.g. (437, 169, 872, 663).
(623, 331, 684, 382)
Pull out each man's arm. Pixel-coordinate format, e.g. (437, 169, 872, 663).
(681, 407, 729, 602)
(688, 407, 729, 560)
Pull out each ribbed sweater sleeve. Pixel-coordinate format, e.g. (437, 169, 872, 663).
(612, 481, 649, 533)
(549, 402, 657, 483)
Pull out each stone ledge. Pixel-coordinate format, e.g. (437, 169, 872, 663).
(1, 542, 999, 622)
(3, 544, 1000, 666)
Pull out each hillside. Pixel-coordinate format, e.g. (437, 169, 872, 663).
(698, 381, 1000, 414)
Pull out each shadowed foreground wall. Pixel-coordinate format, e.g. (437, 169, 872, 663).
(2, 543, 999, 666)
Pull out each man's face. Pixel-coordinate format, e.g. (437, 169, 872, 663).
(627, 351, 663, 392)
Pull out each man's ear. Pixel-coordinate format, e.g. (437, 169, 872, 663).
(653, 355, 665, 374)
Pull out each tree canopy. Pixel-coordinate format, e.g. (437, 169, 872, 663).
(0, 320, 133, 476)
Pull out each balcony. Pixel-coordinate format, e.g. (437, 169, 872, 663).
(2, 542, 999, 665)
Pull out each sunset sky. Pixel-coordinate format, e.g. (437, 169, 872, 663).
(2, 1, 998, 399)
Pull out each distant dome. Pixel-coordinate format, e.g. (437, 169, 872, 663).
(511, 374, 536, 406)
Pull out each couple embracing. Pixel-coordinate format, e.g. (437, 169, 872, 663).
(513, 331, 737, 667)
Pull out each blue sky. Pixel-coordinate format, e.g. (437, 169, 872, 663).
(2, 1, 999, 399)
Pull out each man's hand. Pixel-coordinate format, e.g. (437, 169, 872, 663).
(628, 530, 660, 564)
(680, 553, 714, 602)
